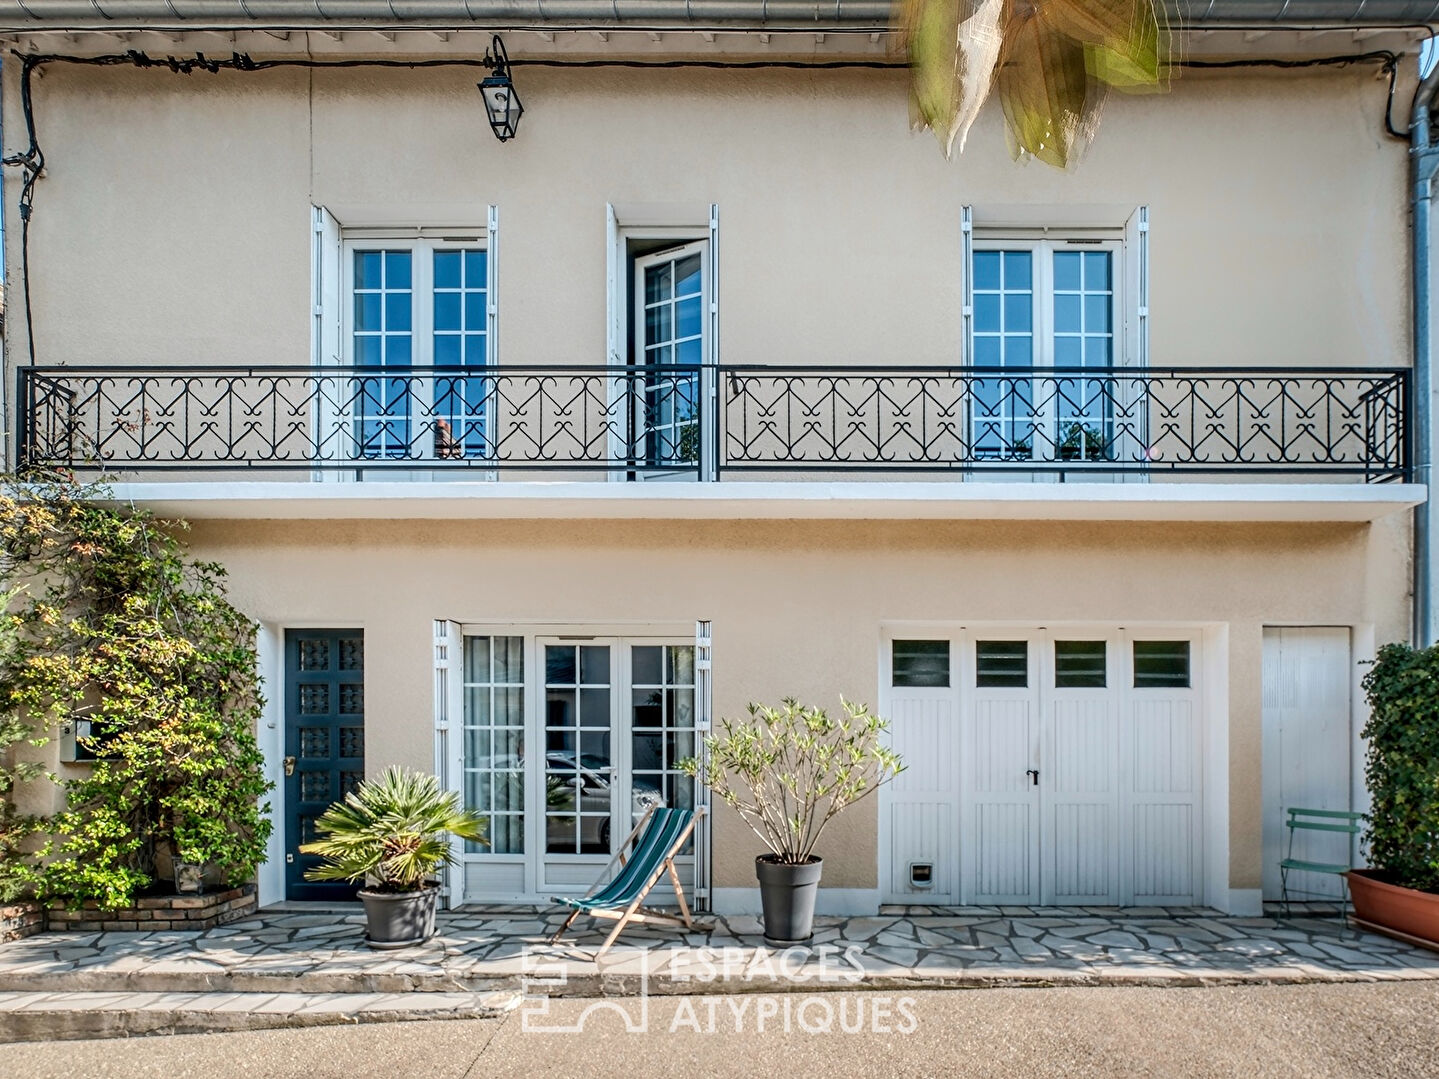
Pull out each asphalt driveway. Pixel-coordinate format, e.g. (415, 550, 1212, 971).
(1, 982, 1436, 1079)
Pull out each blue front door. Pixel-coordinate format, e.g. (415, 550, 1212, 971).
(285, 630, 365, 901)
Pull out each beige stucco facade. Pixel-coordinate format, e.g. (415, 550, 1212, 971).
(180, 512, 1410, 906)
(0, 62, 1415, 375)
(0, 33, 1424, 916)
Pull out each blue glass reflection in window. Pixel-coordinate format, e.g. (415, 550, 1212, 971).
(353, 249, 414, 458)
(433, 247, 490, 458)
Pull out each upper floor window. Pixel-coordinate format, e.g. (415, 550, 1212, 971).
(965, 208, 1147, 471)
(971, 239, 1119, 462)
(343, 231, 493, 459)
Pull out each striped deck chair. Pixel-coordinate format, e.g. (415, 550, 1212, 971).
(551, 804, 702, 957)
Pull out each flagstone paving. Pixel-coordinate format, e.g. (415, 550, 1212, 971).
(0, 903, 1435, 1040)
(0, 902, 1435, 1000)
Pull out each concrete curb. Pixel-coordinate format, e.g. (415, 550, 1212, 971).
(0, 989, 523, 1043)
(6, 961, 1435, 1003)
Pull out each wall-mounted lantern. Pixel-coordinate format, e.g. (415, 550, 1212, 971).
(478, 35, 524, 142)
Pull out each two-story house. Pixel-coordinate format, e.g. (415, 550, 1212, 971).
(2, 1, 1433, 919)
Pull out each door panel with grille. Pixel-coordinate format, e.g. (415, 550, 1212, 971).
(285, 629, 365, 900)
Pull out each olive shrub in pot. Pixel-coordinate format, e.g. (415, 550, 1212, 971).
(300, 767, 486, 949)
(681, 698, 903, 947)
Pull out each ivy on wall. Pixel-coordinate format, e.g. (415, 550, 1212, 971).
(1361, 642, 1439, 894)
(0, 473, 271, 908)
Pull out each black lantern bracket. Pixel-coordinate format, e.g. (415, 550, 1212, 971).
(478, 35, 524, 142)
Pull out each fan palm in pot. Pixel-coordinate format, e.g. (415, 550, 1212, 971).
(300, 767, 487, 948)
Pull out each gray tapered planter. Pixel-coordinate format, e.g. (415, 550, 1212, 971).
(756, 855, 823, 947)
(359, 884, 438, 949)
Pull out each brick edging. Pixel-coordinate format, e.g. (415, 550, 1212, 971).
(43, 885, 257, 932)
(0, 900, 43, 943)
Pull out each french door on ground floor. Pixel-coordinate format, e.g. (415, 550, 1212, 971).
(435, 624, 709, 907)
(883, 628, 1202, 907)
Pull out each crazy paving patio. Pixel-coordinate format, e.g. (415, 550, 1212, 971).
(2, 904, 1437, 998)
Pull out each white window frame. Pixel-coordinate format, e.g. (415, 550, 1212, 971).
(440, 624, 709, 907)
(967, 221, 1146, 477)
(606, 205, 720, 482)
(313, 212, 497, 475)
(633, 240, 710, 476)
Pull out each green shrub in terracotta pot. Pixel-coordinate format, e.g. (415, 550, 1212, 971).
(1350, 643, 1439, 943)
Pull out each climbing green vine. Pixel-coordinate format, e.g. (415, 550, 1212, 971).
(0, 472, 271, 908)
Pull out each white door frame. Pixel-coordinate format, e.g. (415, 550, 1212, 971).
(447, 623, 702, 905)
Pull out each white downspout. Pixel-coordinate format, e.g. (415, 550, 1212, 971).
(1412, 62, 1439, 645)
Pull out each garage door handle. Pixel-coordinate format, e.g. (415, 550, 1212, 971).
(1026, 769, 1039, 786)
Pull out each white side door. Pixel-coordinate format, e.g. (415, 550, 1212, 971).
(1261, 627, 1352, 900)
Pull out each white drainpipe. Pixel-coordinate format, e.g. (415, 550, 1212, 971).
(1412, 62, 1439, 644)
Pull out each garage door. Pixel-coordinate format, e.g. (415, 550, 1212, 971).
(885, 629, 1203, 907)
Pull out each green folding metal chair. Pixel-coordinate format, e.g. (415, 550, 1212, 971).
(550, 804, 702, 957)
(1279, 807, 1364, 921)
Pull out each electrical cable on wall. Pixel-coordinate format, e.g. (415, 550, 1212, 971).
(0, 45, 1415, 369)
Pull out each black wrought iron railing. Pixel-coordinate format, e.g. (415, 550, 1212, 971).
(14, 363, 1411, 482)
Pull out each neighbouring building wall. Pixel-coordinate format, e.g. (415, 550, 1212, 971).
(182, 511, 1411, 897)
(1, 62, 1413, 391)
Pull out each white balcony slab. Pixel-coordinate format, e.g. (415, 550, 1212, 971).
(101, 480, 1426, 523)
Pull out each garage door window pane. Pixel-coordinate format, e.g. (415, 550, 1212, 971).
(1134, 641, 1190, 688)
(977, 641, 1028, 687)
(1055, 641, 1106, 688)
(892, 640, 950, 688)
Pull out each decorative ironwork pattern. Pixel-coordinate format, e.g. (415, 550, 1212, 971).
(298, 727, 329, 758)
(298, 684, 329, 715)
(298, 639, 330, 671)
(299, 771, 331, 802)
(720, 366, 1409, 480)
(340, 727, 364, 759)
(339, 684, 364, 715)
(16, 364, 1408, 480)
(341, 771, 364, 796)
(17, 365, 703, 476)
(338, 638, 363, 671)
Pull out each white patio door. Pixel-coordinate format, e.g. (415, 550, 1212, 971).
(451, 630, 699, 905)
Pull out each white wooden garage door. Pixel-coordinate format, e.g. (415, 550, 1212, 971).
(885, 630, 1202, 907)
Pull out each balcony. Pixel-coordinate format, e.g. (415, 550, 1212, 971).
(17, 363, 1410, 483)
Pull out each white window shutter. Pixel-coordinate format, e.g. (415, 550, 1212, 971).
(961, 205, 974, 366)
(706, 204, 720, 480)
(693, 620, 713, 908)
(1122, 206, 1150, 483)
(606, 203, 622, 365)
(486, 205, 500, 362)
(1124, 205, 1149, 371)
(433, 620, 464, 907)
(311, 206, 349, 481)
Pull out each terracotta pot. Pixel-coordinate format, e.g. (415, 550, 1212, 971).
(1347, 869, 1439, 948)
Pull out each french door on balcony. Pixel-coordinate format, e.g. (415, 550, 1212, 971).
(342, 234, 493, 466)
(970, 239, 1132, 476)
(631, 242, 708, 477)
